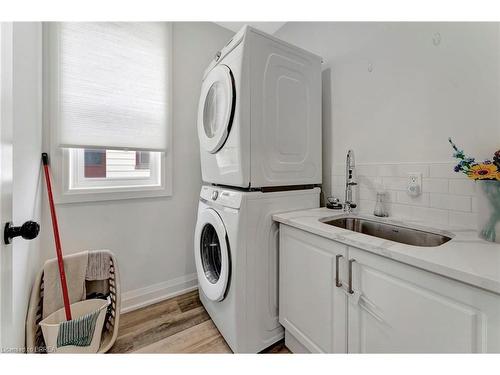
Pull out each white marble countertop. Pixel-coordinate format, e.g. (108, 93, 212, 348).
(273, 208, 500, 295)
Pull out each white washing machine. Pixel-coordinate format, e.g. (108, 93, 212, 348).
(197, 26, 322, 189)
(194, 185, 320, 353)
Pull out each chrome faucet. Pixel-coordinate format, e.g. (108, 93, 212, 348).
(344, 150, 357, 213)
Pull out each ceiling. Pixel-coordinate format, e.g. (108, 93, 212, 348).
(215, 22, 286, 35)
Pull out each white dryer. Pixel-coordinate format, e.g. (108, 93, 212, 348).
(194, 185, 320, 353)
(197, 26, 322, 189)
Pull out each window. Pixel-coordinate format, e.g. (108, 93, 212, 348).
(46, 22, 172, 203)
(69, 149, 161, 190)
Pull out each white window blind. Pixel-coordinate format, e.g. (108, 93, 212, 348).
(55, 22, 169, 151)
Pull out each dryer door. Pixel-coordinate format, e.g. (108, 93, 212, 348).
(197, 64, 235, 154)
(194, 208, 230, 302)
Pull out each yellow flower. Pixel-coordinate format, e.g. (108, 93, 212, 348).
(497, 172, 500, 181)
(467, 163, 498, 180)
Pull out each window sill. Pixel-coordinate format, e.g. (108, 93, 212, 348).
(55, 184, 172, 204)
(50, 148, 173, 204)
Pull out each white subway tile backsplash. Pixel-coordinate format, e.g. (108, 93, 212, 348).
(429, 193, 447, 210)
(376, 164, 399, 177)
(358, 163, 431, 177)
(357, 175, 383, 190)
(340, 161, 479, 227)
(358, 199, 375, 214)
(383, 190, 398, 203)
(359, 187, 376, 200)
(394, 164, 430, 178)
(396, 191, 430, 206)
(471, 197, 478, 213)
(355, 165, 381, 177)
(449, 179, 476, 195)
(429, 163, 463, 179)
(449, 211, 478, 230)
(410, 206, 449, 225)
(422, 178, 448, 193)
(382, 176, 408, 191)
(430, 193, 472, 212)
(388, 203, 412, 219)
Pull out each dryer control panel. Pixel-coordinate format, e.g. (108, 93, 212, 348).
(200, 186, 242, 209)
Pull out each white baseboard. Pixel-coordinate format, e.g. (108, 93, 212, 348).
(121, 273, 198, 314)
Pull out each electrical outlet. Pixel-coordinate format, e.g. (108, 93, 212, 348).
(407, 173, 422, 197)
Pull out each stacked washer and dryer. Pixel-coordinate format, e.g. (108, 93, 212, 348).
(194, 26, 322, 353)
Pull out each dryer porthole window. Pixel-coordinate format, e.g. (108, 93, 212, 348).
(203, 82, 228, 139)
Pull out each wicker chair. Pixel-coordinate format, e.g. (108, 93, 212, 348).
(26, 250, 120, 353)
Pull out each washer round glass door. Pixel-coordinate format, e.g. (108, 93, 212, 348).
(197, 64, 235, 154)
(194, 208, 230, 301)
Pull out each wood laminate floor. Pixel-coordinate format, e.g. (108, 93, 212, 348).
(109, 290, 290, 354)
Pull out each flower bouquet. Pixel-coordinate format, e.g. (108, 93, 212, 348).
(449, 138, 500, 243)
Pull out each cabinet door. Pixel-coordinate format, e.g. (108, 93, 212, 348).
(347, 247, 500, 353)
(279, 226, 347, 353)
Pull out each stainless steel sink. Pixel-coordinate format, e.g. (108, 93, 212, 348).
(321, 216, 452, 247)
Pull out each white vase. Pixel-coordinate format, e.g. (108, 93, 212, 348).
(476, 180, 500, 243)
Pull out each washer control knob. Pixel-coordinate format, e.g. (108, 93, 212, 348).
(211, 191, 219, 201)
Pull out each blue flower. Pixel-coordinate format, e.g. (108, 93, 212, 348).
(454, 164, 462, 172)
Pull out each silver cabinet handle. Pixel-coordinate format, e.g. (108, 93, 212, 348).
(335, 254, 343, 287)
(348, 259, 356, 294)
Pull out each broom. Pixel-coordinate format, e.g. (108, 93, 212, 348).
(42, 153, 72, 321)
(42, 153, 107, 348)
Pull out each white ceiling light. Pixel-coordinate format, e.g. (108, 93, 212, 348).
(215, 22, 286, 35)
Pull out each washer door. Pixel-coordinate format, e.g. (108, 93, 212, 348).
(197, 64, 235, 154)
(194, 208, 230, 302)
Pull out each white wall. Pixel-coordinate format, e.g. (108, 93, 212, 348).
(41, 22, 233, 310)
(276, 22, 500, 166)
(276, 23, 500, 226)
(12, 22, 43, 349)
(275, 22, 500, 226)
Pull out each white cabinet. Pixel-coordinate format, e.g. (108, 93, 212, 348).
(348, 247, 500, 353)
(279, 225, 500, 353)
(279, 225, 347, 353)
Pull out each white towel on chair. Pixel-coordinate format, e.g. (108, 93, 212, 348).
(43, 251, 89, 318)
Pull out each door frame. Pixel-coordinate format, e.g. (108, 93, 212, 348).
(0, 21, 14, 349)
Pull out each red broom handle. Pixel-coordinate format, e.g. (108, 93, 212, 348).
(42, 153, 72, 321)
